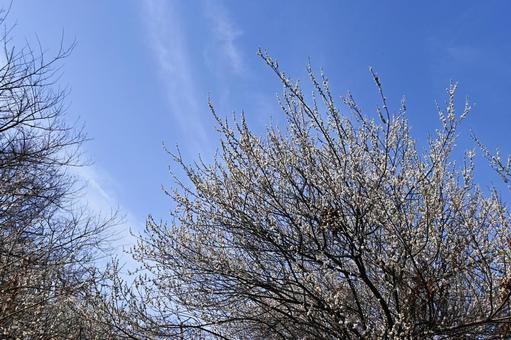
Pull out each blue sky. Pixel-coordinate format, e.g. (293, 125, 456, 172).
(9, 1, 511, 248)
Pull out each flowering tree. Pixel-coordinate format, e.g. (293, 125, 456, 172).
(101, 51, 511, 339)
(0, 12, 116, 338)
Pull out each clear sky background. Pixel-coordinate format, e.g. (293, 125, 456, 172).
(8, 1, 511, 251)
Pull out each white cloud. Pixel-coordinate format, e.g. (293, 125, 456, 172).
(73, 165, 115, 211)
(143, 0, 212, 155)
(445, 45, 481, 65)
(202, 0, 245, 75)
(72, 164, 141, 267)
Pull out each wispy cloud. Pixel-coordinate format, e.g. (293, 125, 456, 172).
(72, 164, 141, 267)
(143, 0, 212, 155)
(74, 165, 115, 210)
(202, 0, 245, 76)
(445, 45, 481, 65)
(73, 165, 118, 216)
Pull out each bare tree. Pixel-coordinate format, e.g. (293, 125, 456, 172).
(0, 11, 116, 338)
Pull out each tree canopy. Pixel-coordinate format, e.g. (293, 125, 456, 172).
(3, 8, 511, 339)
(89, 51, 511, 339)
(0, 11, 116, 339)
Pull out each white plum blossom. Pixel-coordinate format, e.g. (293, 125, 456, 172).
(99, 52, 511, 339)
